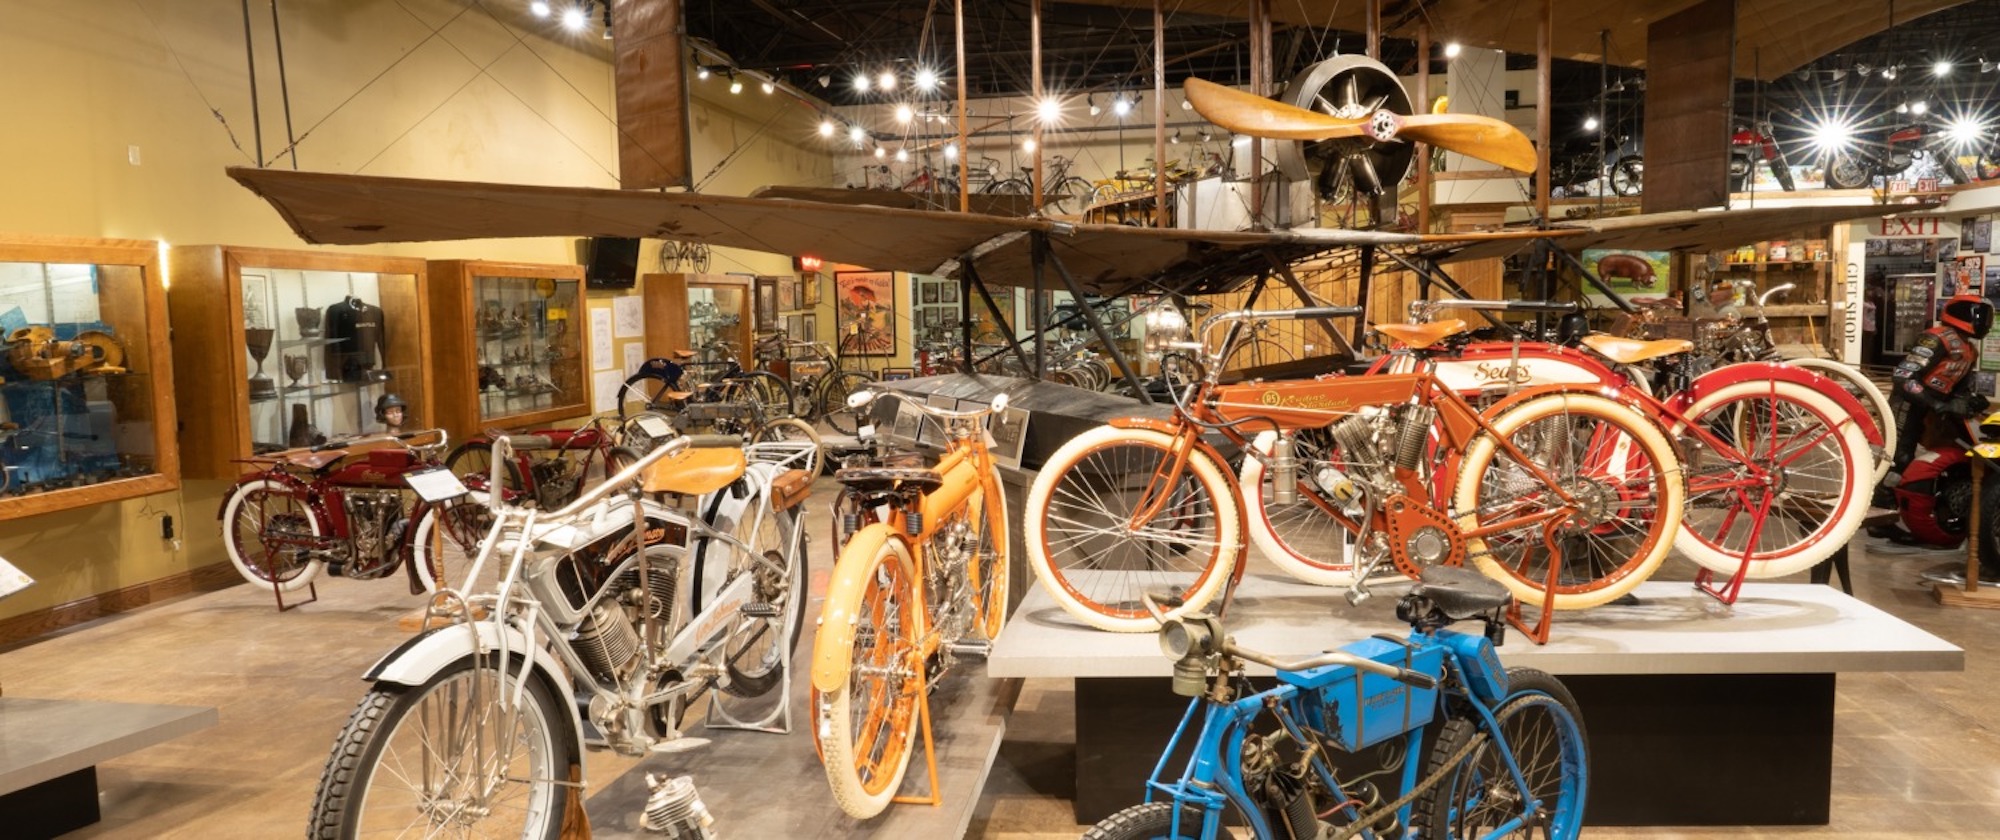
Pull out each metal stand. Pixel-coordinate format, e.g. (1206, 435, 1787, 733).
(702, 506, 803, 735)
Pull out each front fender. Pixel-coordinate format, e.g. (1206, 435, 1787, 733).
(217, 469, 304, 520)
(364, 620, 570, 691)
(811, 524, 907, 693)
(1670, 362, 1883, 446)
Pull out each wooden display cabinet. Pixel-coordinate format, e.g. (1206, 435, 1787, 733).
(0, 235, 178, 518)
(641, 273, 753, 363)
(168, 246, 432, 480)
(427, 260, 589, 441)
(1710, 230, 1841, 354)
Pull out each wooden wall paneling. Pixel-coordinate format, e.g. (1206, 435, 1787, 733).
(608, 0, 693, 190)
(642, 273, 693, 360)
(1641, 0, 1737, 214)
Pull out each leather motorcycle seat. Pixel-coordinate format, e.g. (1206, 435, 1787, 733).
(1412, 565, 1513, 619)
(1579, 334, 1694, 364)
(671, 349, 697, 360)
(1374, 319, 1467, 349)
(255, 448, 350, 471)
(643, 446, 747, 496)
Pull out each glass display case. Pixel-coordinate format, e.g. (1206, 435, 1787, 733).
(169, 246, 430, 479)
(427, 260, 588, 440)
(0, 235, 178, 517)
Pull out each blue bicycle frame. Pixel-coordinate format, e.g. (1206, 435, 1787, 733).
(1138, 623, 1575, 840)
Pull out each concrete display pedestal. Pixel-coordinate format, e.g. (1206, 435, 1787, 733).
(989, 575, 1963, 826)
(0, 698, 218, 838)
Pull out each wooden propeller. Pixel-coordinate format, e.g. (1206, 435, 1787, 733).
(1184, 77, 1537, 174)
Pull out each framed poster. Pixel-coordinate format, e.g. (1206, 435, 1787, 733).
(1954, 256, 1984, 296)
(988, 403, 1031, 467)
(920, 282, 941, 305)
(1580, 248, 1671, 306)
(803, 272, 822, 306)
(779, 276, 797, 311)
(754, 276, 778, 329)
(835, 271, 897, 356)
(940, 283, 958, 304)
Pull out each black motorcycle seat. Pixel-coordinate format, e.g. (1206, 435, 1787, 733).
(835, 466, 944, 494)
(1412, 566, 1513, 618)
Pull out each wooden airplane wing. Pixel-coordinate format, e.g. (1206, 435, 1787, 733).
(1430, 203, 1926, 263)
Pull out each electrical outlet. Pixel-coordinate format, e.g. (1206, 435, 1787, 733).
(161, 514, 175, 540)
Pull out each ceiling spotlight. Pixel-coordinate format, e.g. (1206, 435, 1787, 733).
(761, 79, 775, 95)
(1607, 80, 1626, 94)
(895, 103, 914, 123)
(818, 119, 836, 137)
(1181, 98, 1192, 111)
(1809, 118, 1856, 154)
(874, 146, 886, 159)
(697, 66, 711, 80)
(529, 1, 551, 18)
(1983, 58, 1997, 73)
(1912, 100, 1928, 115)
(1198, 128, 1212, 142)
(878, 70, 898, 92)
(1583, 116, 1600, 131)
(1170, 128, 1182, 144)
(1897, 102, 1910, 114)
(895, 148, 909, 163)
(1444, 41, 1462, 58)
(849, 125, 866, 143)
(943, 142, 958, 160)
(853, 72, 871, 93)
(560, 5, 587, 31)
(1037, 96, 1062, 123)
(914, 67, 938, 91)
(1881, 65, 1898, 80)
(818, 74, 832, 88)
(729, 76, 743, 95)
(1113, 95, 1133, 118)
(1935, 59, 1953, 77)
(1087, 94, 1101, 117)
(1856, 63, 1872, 77)
(1023, 138, 1038, 153)
(1948, 117, 1985, 146)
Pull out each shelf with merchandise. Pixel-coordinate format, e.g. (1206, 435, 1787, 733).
(428, 260, 589, 441)
(0, 235, 178, 517)
(168, 246, 431, 478)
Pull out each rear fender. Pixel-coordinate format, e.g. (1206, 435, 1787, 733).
(217, 470, 307, 520)
(811, 524, 910, 693)
(1669, 362, 1882, 446)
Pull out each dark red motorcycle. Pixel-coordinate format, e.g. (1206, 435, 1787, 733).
(1822, 117, 1973, 189)
(1730, 116, 1797, 191)
(218, 429, 475, 604)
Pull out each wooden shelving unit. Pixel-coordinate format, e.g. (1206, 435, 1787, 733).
(0, 235, 178, 518)
(168, 246, 431, 480)
(426, 260, 589, 441)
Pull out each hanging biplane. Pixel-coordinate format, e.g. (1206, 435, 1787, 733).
(226, 60, 1912, 397)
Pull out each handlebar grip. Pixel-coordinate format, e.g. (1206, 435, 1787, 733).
(1398, 669, 1441, 691)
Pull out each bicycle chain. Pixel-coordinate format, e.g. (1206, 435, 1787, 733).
(1324, 691, 1549, 840)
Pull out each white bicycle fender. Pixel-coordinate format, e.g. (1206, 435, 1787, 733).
(362, 621, 585, 768)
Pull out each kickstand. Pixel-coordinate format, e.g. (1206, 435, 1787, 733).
(1507, 520, 1569, 644)
(1692, 494, 1774, 605)
(891, 663, 941, 808)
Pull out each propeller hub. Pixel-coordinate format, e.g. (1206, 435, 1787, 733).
(1364, 110, 1402, 143)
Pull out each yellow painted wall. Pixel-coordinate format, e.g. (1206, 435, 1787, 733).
(0, 0, 830, 622)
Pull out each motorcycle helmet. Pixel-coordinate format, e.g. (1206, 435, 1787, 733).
(374, 392, 408, 425)
(1554, 311, 1591, 344)
(1941, 294, 1993, 339)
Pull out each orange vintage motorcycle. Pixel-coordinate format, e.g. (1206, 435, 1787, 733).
(1023, 305, 1687, 643)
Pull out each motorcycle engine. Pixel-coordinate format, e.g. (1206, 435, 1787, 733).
(1323, 406, 1401, 497)
(531, 458, 581, 509)
(927, 517, 975, 643)
(575, 559, 679, 682)
(341, 489, 408, 577)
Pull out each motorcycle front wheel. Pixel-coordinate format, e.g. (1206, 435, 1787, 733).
(1610, 155, 1643, 196)
(1823, 153, 1872, 189)
(309, 657, 579, 840)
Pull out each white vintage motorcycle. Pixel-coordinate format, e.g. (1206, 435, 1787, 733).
(307, 420, 816, 839)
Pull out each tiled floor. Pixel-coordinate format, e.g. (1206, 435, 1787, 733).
(3, 488, 1997, 837)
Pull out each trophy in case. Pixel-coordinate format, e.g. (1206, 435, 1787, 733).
(245, 327, 278, 399)
(283, 354, 309, 388)
(295, 306, 323, 338)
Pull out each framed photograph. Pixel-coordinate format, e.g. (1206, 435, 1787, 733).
(939, 283, 958, 304)
(927, 393, 959, 411)
(835, 271, 897, 356)
(800, 313, 816, 342)
(779, 276, 797, 311)
(881, 367, 915, 381)
(920, 282, 941, 305)
(755, 276, 778, 329)
(1580, 248, 1670, 307)
(890, 399, 923, 445)
(988, 403, 1031, 467)
(803, 272, 822, 306)
(786, 313, 804, 340)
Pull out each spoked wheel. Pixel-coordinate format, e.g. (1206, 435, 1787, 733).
(1785, 358, 1895, 484)
(410, 500, 496, 594)
(1823, 153, 1871, 190)
(1672, 380, 1870, 578)
(1024, 425, 1240, 632)
(1239, 430, 1360, 585)
(718, 504, 807, 698)
(1609, 155, 1643, 196)
(443, 439, 527, 501)
(1276, 55, 1415, 203)
(616, 369, 681, 419)
(1413, 668, 1590, 840)
(1453, 393, 1683, 610)
(751, 417, 825, 475)
(819, 371, 877, 436)
(730, 370, 796, 421)
(816, 538, 923, 819)
(222, 479, 325, 592)
(308, 657, 578, 840)
(947, 476, 1011, 641)
(1049, 176, 1095, 214)
(1083, 802, 1209, 840)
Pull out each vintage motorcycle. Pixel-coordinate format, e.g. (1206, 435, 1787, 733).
(308, 422, 815, 837)
(1883, 411, 2000, 582)
(1730, 116, 1797, 191)
(219, 429, 472, 599)
(1823, 117, 1974, 188)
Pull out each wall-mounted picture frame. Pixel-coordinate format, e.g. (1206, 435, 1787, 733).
(800, 313, 816, 342)
(779, 276, 797, 311)
(835, 271, 897, 356)
(920, 282, 940, 305)
(754, 276, 778, 329)
(880, 367, 915, 381)
(939, 282, 958, 305)
(803, 272, 822, 306)
(988, 402, 1030, 467)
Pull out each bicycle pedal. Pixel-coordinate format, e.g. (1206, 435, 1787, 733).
(740, 602, 781, 618)
(946, 640, 993, 658)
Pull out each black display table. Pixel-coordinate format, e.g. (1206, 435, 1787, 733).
(0, 697, 218, 838)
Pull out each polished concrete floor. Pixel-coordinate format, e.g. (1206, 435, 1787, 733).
(3, 486, 1998, 838)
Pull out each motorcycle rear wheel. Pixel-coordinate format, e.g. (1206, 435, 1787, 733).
(1823, 153, 1872, 190)
(223, 479, 325, 592)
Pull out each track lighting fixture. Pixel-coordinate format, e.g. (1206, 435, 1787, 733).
(1087, 94, 1101, 117)
(529, 1, 550, 18)
(1443, 42, 1462, 58)
(818, 119, 835, 137)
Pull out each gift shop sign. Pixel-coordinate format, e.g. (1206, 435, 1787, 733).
(1868, 216, 1956, 239)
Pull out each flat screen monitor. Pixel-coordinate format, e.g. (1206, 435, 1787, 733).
(584, 237, 640, 288)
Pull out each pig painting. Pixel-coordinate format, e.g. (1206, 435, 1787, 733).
(1595, 253, 1658, 289)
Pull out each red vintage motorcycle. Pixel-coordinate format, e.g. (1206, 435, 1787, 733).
(1823, 117, 1973, 189)
(219, 429, 476, 603)
(1731, 116, 1797, 191)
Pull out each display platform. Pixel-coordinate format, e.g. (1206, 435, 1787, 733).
(989, 572, 1964, 826)
(586, 636, 1022, 837)
(0, 697, 219, 838)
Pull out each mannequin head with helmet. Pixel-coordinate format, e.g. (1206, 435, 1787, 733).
(1940, 294, 1994, 340)
(375, 393, 407, 435)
